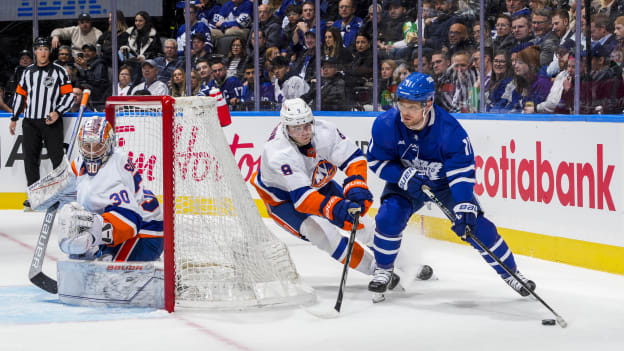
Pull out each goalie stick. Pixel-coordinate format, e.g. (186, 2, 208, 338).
(333, 208, 361, 313)
(421, 185, 568, 328)
(28, 89, 91, 294)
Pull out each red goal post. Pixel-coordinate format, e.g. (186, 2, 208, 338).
(104, 96, 314, 312)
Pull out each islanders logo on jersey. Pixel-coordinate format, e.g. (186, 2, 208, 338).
(311, 160, 336, 187)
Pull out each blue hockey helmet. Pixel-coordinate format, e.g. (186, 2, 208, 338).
(396, 72, 435, 103)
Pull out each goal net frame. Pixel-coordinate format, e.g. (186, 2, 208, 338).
(104, 95, 314, 312)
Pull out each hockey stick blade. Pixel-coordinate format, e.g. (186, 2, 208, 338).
(421, 185, 568, 328)
(333, 208, 361, 313)
(28, 201, 59, 294)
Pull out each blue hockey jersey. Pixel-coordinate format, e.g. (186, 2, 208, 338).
(216, 0, 253, 30)
(367, 105, 476, 204)
(199, 76, 243, 102)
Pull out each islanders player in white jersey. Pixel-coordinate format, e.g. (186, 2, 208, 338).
(367, 72, 536, 296)
(251, 98, 402, 285)
(56, 117, 163, 261)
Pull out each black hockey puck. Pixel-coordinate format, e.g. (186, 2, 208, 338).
(542, 319, 556, 325)
(417, 265, 434, 280)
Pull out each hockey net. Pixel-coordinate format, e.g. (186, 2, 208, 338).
(105, 96, 314, 311)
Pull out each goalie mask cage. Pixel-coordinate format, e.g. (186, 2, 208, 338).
(105, 96, 314, 312)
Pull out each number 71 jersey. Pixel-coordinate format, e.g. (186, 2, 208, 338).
(70, 150, 163, 246)
(367, 104, 476, 204)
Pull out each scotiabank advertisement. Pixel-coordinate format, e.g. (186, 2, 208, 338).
(1, 113, 622, 250)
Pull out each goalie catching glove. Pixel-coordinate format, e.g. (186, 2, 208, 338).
(451, 202, 477, 240)
(57, 202, 113, 255)
(343, 175, 372, 216)
(320, 196, 363, 231)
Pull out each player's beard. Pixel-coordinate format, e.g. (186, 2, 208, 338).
(402, 107, 430, 131)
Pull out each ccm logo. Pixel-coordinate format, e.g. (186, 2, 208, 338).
(106, 265, 144, 271)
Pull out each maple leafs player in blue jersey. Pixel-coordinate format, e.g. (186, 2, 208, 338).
(367, 72, 536, 297)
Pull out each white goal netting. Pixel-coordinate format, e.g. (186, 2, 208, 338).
(107, 96, 314, 310)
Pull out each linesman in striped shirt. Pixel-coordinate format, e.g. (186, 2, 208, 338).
(9, 37, 74, 202)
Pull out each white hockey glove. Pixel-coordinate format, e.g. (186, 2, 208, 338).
(57, 202, 113, 255)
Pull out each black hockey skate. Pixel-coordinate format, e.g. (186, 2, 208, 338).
(503, 270, 536, 297)
(368, 268, 400, 293)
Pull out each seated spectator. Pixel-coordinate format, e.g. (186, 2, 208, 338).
(380, 0, 411, 44)
(10, 50, 34, 90)
(154, 39, 184, 84)
(431, 50, 450, 82)
(271, 55, 310, 103)
(292, 1, 327, 51)
(247, 29, 268, 70)
(121, 11, 162, 64)
(446, 22, 475, 57)
(129, 59, 169, 96)
(424, 0, 464, 49)
(200, 60, 244, 105)
(0, 84, 12, 113)
(63, 64, 79, 87)
(343, 32, 374, 104)
(104, 64, 133, 97)
(303, 55, 347, 110)
(332, 0, 364, 49)
(486, 50, 514, 111)
(360, 3, 383, 41)
(196, 0, 222, 28)
(379, 59, 398, 110)
(51, 13, 103, 57)
(196, 58, 212, 91)
(211, 0, 253, 42)
(469, 47, 494, 112)
(225, 37, 246, 79)
(435, 50, 478, 112)
(190, 69, 202, 96)
(263, 46, 280, 82)
(493, 14, 515, 53)
(170, 67, 187, 97)
(473, 21, 492, 48)
(491, 46, 552, 113)
(591, 14, 619, 54)
(69, 86, 94, 112)
(176, 4, 213, 56)
(54, 45, 74, 66)
(190, 32, 212, 69)
(511, 14, 535, 48)
(275, 0, 305, 21)
(532, 9, 559, 66)
(292, 31, 318, 84)
(551, 49, 624, 114)
(412, 49, 434, 75)
(239, 62, 276, 110)
(75, 44, 109, 108)
(594, 0, 624, 24)
(505, 0, 531, 17)
(282, 4, 303, 53)
(254, 4, 283, 50)
(97, 10, 129, 67)
(322, 26, 352, 67)
(537, 53, 572, 113)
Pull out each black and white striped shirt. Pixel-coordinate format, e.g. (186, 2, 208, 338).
(11, 62, 74, 121)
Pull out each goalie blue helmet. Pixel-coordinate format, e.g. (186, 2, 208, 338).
(396, 72, 435, 102)
(78, 117, 115, 176)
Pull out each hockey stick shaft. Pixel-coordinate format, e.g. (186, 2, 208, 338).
(28, 90, 91, 294)
(421, 185, 567, 328)
(334, 208, 362, 312)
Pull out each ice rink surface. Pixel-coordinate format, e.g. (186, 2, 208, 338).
(1, 210, 623, 351)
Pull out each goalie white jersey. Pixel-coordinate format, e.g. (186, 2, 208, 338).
(70, 150, 163, 246)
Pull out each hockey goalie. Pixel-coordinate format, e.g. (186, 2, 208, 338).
(55, 116, 165, 307)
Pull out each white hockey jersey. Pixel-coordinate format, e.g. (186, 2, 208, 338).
(252, 119, 367, 216)
(70, 150, 163, 246)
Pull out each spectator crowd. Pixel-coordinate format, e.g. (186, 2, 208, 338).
(2, 0, 624, 114)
